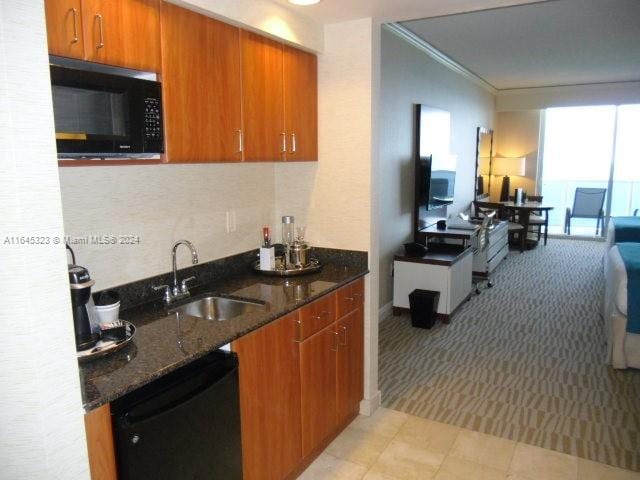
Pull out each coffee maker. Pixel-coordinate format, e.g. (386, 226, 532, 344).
(69, 264, 99, 351)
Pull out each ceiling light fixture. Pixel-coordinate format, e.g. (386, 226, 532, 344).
(288, 0, 321, 5)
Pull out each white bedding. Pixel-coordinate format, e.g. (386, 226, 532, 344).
(604, 246, 640, 369)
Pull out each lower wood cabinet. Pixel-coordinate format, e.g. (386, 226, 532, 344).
(84, 404, 118, 480)
(337, 306, 365, 427)
(233, 313, 302, 480)
(235, 277, 365, 479)
(299, 322, 339, 458)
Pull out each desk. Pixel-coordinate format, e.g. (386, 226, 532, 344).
(500, 201, 554, 248)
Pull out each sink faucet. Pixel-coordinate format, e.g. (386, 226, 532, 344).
(153, 239, 199, 304)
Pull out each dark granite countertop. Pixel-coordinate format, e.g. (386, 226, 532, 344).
(80, 248, 368, 411)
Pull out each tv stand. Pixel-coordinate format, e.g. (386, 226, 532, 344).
(393, 243, 473, 323)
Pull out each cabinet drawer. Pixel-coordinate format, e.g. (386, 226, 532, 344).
(298, 293, 336, 341)
(336, 278, 364, 318)
(488, 243, 508, 273)
(487, 234, 506, 260)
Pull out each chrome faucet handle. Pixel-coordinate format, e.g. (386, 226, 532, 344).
(180, 276, 196, 294)
(152, 284, 171, 304)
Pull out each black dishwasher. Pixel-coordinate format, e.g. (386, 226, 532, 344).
(111, 350, 243, 480)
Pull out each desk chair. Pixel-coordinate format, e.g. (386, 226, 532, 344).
(564, 188, 606, 235)
(473, 200, 526, 253)
(508, 195, 548, 245)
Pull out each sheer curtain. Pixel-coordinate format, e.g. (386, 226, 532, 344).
(611, 105, 640, 217)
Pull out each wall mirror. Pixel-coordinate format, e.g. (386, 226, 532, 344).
(475, 127, 493, 200)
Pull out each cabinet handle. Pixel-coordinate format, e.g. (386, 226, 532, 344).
(340, 325, 348, 346)
(290, 133, 297, 153)
(281, 132, 287, 153)
(293, 318, 302, 343)
(70, 8, 79, 43)
(95, 14, 105, 49)
(329, 331, 339, 352)
(237, 130, 243, 153)
(312, 310, 329, 321)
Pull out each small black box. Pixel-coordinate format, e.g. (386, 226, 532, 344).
(408, 289, 440, 329)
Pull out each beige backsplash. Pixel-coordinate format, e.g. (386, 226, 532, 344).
(58, 163, 277, 290)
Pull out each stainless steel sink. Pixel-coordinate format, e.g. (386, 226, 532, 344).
(169, 295, 266, 321)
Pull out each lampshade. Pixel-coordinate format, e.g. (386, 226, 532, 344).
(492, 157, 525, 176)
(478, 157, 491, 175)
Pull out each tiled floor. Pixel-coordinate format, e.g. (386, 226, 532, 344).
(298, 408, 640, 480)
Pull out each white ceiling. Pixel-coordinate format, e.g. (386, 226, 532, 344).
(274, 0, 543, 24)
(401, 0, 640, 90)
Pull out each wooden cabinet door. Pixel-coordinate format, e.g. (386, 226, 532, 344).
(233, 313, 302, 480)
(300, 322, 338, 458)
(81, 0, 161, 72)
(241, 30, 285, 162)
(284, 46, 318, 161)
(336, 307, 364, 427)
(45, 0, 85, 59)
(84, 404, 118, 480)
(160, 2, 242, 163)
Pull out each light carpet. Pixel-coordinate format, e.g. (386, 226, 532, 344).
(379, 239, 640, 471)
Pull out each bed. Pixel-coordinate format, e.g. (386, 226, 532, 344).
(604, 245, 640, 369)
(606, 216, 640, 249)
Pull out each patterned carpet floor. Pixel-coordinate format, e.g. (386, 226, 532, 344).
(379, 239, 640, 471)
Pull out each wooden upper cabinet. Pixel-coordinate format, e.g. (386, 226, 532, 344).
(284, 46, 318, 161)
(241, 31, 285, 162)
(233, 313, 302, 480)
(160, 3, 242, 163)
(336, 307, 365, 427)
(81, 0, 161, 72)
(45, 0, 85, 60)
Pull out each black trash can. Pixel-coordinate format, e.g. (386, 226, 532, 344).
(408, 289, 440, 329)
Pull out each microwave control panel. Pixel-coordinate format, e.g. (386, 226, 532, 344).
(144, 97, 163, 142)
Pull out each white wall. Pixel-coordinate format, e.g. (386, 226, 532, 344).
(60, 164, 276, 290)
(275, 18, 381, 412)
(496, 81, 640, 111)
(0, 2, 90, 479)
(377, 26, 495, 308)
(170, 0, 323, 52)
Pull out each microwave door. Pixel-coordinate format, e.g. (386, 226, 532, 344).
(52, 84, 140, 157)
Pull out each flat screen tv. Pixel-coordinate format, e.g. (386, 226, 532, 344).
(414, 105, 456, 235)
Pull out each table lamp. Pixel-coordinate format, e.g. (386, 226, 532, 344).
(492, 157, 525, 201)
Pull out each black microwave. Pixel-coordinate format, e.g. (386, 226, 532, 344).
(50, 61, 164, 159)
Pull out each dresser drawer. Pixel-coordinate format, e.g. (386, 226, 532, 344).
(298, 293, 337, 341)
(336, 278, 365, 318)
(488, 243, 508, 273)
